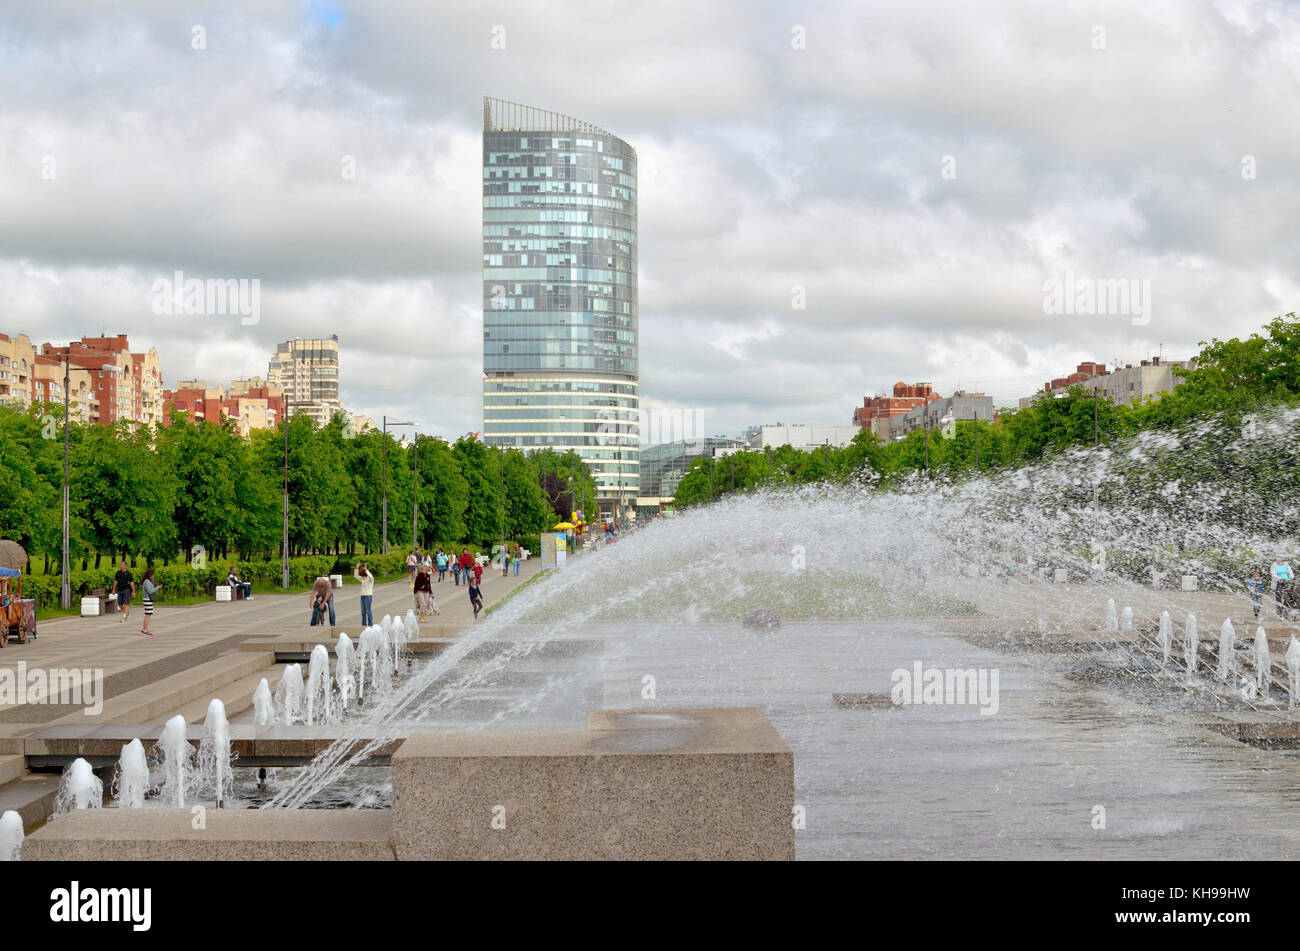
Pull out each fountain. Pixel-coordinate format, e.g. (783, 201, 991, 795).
(115, 738, 149, 808)
(1254, 627, 1270, 695)
(358, 626, 380, 701)
(198, 699, 233, 806)
(275, 663, 304, 723)
(1287, 635, 1300, 709)
(1157, 611, 1172, 669)
(157, 715, 192, 808)
(306, 645, 332, 726)
(403, 609, 419, 640)
(1217, 619, 1236, 682)
(0, 810, 23, 861)
(53, 757, 103, 816)
(1184, 613, 1199, 683)
(253, 678, 274, 725)
(29, 402, 1300, 861)
(336, 633, 355, 711)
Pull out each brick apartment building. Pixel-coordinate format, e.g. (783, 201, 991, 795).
(1, 332, 160, 428)
(852, 382, 942, 439)
(162, 376, 285, 436)
(40, 334, 164, 430)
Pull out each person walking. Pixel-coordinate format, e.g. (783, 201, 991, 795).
(354, 561, 375, 626)
(1277, 561, 1295, 620)
(459, 548, 473, 582)
(513, 550, 521, 575)
(406, 551, 418, 590)
(436, 549, 447, 582)
(114, 559, 135, 624)
(451, 558, 462, 586)
(413, 565, 435, 618)
(502, 549, 511, 577)
(1248, 569, 1266, 620)
(139, 568, 160, 636)
(472, 559, 483, 586)
(468, 576, 484, 620)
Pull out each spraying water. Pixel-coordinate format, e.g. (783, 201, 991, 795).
(1217, 619, 1236, 682)
(115, 738, 149, 808)
(275, 664, 303, 723)
(306, 645, 332, 726)
(336, 633, 355, 711)
(267, 404, 1300, 816)
(1254, 627, 1271, 695)
(1120, 606, 1133, 633)
(1287, 636, 1300, 709)
(253, 678, 273, 725)
(53, 758, 103, 817)
(0, 810, 23, 861)
(158, 715, 192, 808)
(198, 699, 233, 806)
(1157, 611, 1172, 669)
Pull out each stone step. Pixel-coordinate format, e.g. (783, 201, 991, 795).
(0, 771, 61, 833)
(0, 753, 25, 786)
(43, 650, 275, 728)
(164, 668, 279, 725)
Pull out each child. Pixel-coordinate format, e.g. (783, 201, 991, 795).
(1247, 569, 1266, 619)
(468, 579, 484, 620)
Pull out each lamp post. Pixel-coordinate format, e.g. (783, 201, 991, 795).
(62, 361, 122, 604)
(281, 414, 290, 588)
(59, 354, 71, 609)
(381, 415, 413, 554)
(412, 434, 419, 553)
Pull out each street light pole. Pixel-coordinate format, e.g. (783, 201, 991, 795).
(412, 433, 419, 553)
(382, 416, 388, 554)
(382, 416, 414, 555)
(923, 410, 929, 474)
(281, 415, 290, 588)
(973, 409, 979, 472)
(60, 355, 71, 610)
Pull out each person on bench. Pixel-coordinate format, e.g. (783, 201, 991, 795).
(226, 570, 253, 601)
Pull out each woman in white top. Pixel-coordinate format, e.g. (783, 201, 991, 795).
(354, 563, 375, 626)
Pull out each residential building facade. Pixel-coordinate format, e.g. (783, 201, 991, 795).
(268, 337, 343, 426)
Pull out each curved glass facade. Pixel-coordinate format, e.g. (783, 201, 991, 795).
(482, 98, 639, 510)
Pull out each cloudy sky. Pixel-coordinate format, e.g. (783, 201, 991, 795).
(2, 0, 1298, 441)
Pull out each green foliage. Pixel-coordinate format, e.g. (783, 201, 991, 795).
(674, 313, 1300, 510)
(0, 407, 598, 591)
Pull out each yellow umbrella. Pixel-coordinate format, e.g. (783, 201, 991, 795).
(554, 522, 575, 530)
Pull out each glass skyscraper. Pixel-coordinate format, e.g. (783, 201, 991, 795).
(481, 97, 639, 520)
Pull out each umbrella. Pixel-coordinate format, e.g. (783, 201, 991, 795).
(553, 522, 575, 530)
(0, 540, 27, 571)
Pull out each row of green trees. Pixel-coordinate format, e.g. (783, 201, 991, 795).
(0, 407, 598, 571)
(676, 312, 1300, 506)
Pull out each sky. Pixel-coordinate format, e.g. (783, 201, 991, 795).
(2, 0, 1298, 442)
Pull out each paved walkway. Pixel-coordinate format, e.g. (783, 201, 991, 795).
(0, 557, 545, 722)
